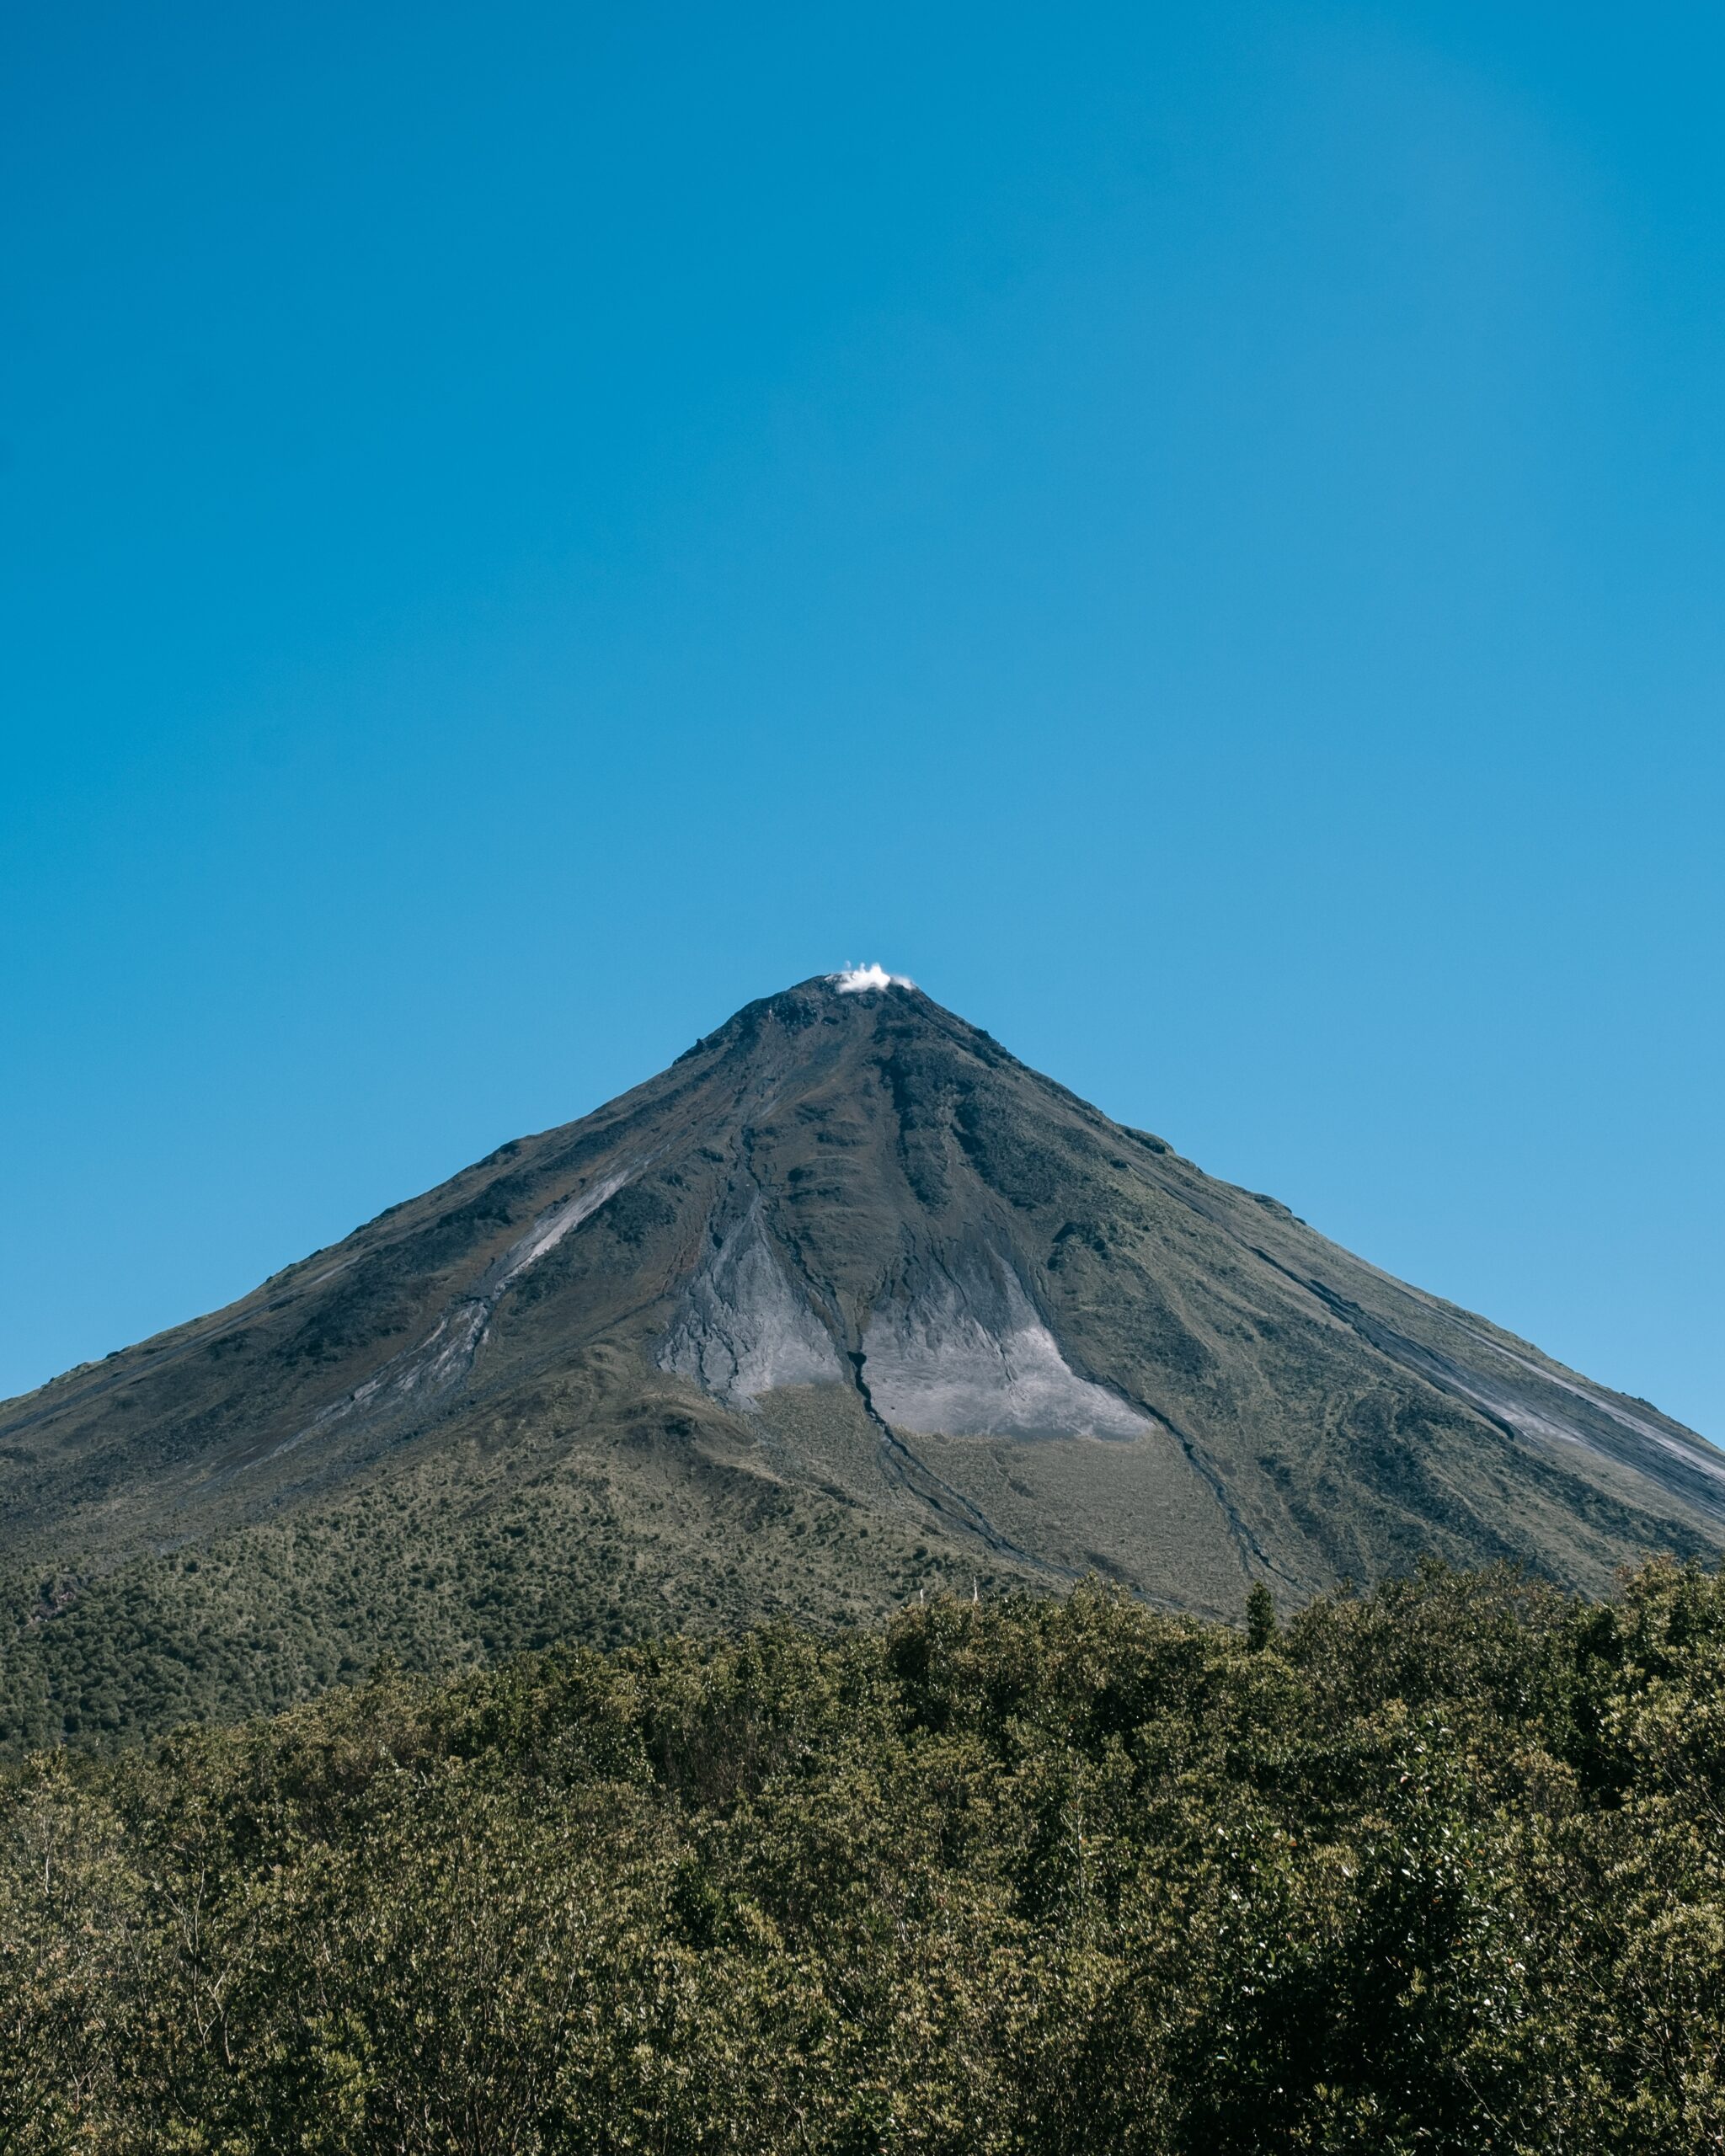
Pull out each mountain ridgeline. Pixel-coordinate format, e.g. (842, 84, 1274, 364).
(2, 974, 1720, 1750)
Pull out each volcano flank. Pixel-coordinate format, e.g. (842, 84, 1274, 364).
(3, 974, 1719, 1750)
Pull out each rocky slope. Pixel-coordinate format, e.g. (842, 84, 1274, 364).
(3, 973, 1719, 1747)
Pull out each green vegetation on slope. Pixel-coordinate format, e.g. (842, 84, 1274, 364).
(0, 1413, 995, 1756)
(7, 1561, 1724, 2152)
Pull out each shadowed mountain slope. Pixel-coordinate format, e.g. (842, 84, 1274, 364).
(3, 974, 1719, 1748)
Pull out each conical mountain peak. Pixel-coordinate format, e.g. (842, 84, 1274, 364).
(678, 970, 977, 1071)
(3, 975, 1720, 1747)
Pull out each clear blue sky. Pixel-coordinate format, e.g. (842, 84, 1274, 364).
(3, 2, 1721, 1436)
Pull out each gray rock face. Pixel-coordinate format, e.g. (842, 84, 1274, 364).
(658, 1200, 846, 1406)
(862, 1260, 1151, 1440)
(268, 1166, 640, 1462)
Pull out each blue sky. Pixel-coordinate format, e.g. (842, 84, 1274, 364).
(3, 2, 1721, 1435)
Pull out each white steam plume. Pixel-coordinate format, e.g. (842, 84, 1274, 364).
(831, 962, 913, 994)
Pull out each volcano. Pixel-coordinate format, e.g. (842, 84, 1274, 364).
(3, 974, 1719, 1748)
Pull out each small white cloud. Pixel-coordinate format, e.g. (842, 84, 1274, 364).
(832, 962, 913, 994)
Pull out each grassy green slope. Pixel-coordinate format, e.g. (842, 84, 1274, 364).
(0, 1380, 1017, 1756)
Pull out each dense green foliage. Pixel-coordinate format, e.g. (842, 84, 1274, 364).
(5, 1561, 1724, 2152)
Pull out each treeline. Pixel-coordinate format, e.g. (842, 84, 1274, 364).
(3, 1561, 1723, 2152)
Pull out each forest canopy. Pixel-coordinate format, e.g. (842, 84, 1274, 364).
(4, 1560, 1723, 2153)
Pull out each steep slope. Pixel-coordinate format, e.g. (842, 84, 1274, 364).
(2, 974, 1719, 1747)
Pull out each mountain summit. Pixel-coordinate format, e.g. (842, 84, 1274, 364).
(3, 974, 1720, 1747)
